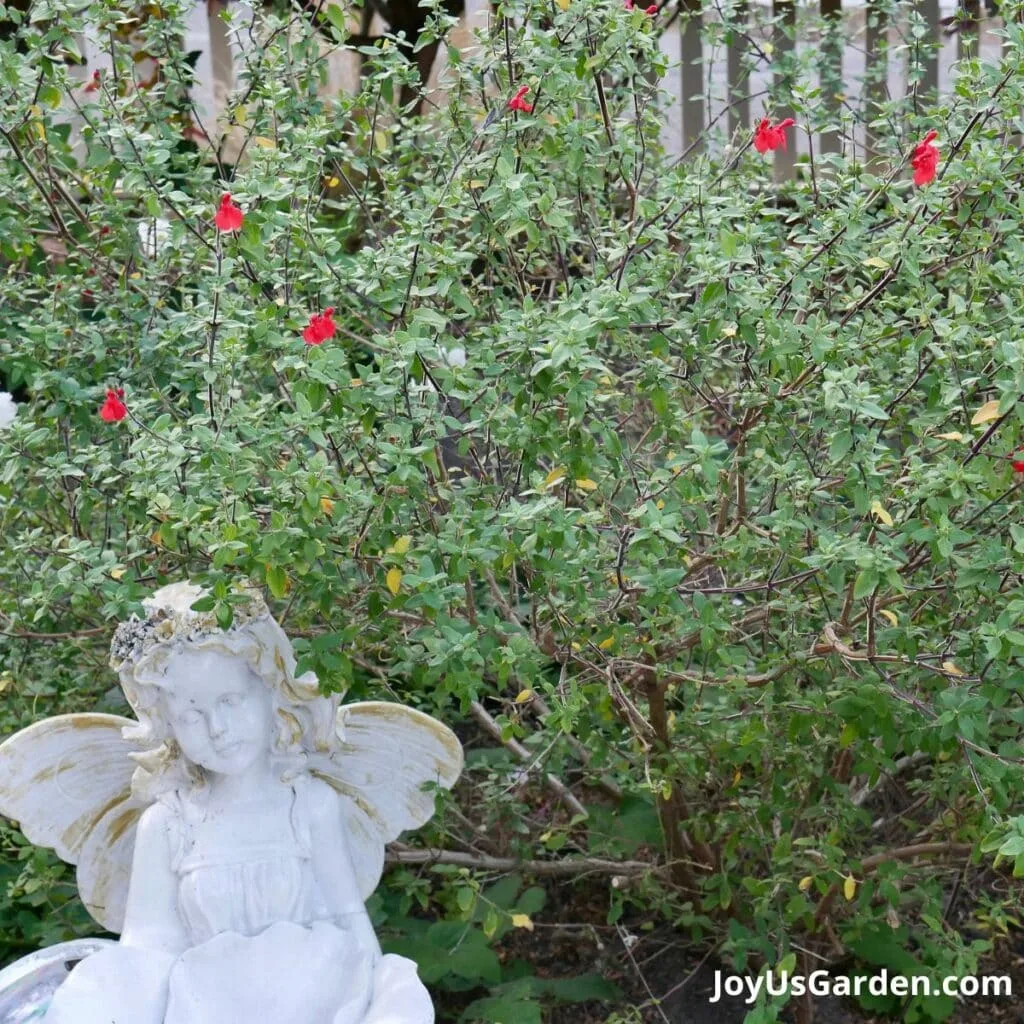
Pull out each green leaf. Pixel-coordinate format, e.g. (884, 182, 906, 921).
(461, 994, 542, 1024)
(853, 570, 877, 599)
(324, 2, 347, 35)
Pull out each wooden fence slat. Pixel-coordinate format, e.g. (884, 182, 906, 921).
(819, 0, 843, 155)
(958, 0, 981, 62)
(863, 0, 888, 165)
(726, 0, 750, 139)
(681, 0, 705, 153)
(916, 0, 941, 96)
(185, 2, 218, 123)
(772, 0, 796, 179)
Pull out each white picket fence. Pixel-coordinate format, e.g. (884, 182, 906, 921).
(66, 0, 1006, 168)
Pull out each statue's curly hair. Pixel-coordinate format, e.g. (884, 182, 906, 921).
(113, 583, 340, 802)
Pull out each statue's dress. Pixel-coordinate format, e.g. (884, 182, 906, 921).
(42, 778, 425, 1024)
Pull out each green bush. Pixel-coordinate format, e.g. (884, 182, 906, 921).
(2, 0, 1024, 1019)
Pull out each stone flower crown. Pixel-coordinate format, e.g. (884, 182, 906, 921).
(108, 580, 268, 671)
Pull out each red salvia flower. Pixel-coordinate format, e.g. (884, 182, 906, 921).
(911, 130, 939, 187)
(1011, 449, 1024, 473)
(754, 117, 796, 154)
(214, 193, 244, 233)
(625, 0, 658, 11)
(83, 70, 101, 93)
(507, 86, 533, 114)
(303, 307, 337, 346)
(99, 388, 127, 423)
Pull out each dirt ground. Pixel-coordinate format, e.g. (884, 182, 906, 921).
(436, 869, 1024, 1024)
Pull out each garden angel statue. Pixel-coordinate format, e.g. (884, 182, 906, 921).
(0, 581, 463, 1024)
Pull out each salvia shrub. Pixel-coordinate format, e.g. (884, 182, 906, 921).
(2, 0, 1024, 1020)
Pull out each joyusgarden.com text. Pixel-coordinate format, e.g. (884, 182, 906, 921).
(710, 969, 1012, 1005)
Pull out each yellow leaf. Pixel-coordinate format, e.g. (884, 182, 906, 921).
(732, 769, 741, 786)
(722, 325, 737, 338)
(373, 130, 390, 153)
(514, 688, 534, 703)
(941, 660, 964, 676)
(762, 41, 774, 57)
(862, 256, 890, 269)
(253, 136, 277, 149)
(843, 875, 857, 901)
(467, 179, 486, 189)
(326, 176, 340, 187)
(28, 105, 45, 142)
(386, 568, 402, 596)
(575, 478, 597, 492)
(543, 467, 567, 488)
(0, 674, 12, 693)
(971, 399, 1002, 425)
(799, 875, 813, 892)
(656, 499, 665, 510)
(391, 535, 412, 555)
(598, 636, 615, 650)
(870, 500, 894, 527)
(935, 432, 964, 442)
(110, 567, 126, 580)
(667, 710, 676, 729)
(511, 913, 534, 930)
(879, 609, 898, 626)
(556, 0, 570, 8)
(349, 378, 363, 388)
(320, 497, 335, 516)
(129, 271, 142, 280)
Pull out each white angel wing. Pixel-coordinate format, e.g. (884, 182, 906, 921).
(310, 701, 463, 900)
(0, 713, 146, 933)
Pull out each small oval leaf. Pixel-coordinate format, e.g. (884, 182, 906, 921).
(386, 567, 402, 596)
(971, 399, 1002, 425)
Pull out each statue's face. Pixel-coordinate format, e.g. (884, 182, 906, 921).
(160, 649, 273, 776)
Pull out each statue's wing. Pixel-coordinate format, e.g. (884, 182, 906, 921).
(0, 713, 146, 934)
(311, 701, 463, 900)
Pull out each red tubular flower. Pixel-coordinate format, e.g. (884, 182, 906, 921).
(1011, 449, 1024, 473)
(753, 117, 796, 154)
(214, 193, 244, 233)
(644, 4, 658, 12)
(911, 130, 939, 187)
(507, 86, 533, 114)
(83, 70, 101, 93)
(99, 387, 127, 423)
(303, 307, 337, 346)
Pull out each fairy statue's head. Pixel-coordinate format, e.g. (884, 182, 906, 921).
(110, 581, 338, 799)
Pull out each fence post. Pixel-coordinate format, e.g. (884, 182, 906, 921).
(680, 0, 705, 154)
